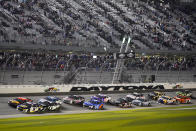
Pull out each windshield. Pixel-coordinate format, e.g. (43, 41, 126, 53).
(91, 101, 101, 104)
(139, 99, 147, 102)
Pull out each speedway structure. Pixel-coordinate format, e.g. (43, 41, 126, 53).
(0, 0, 196, 94)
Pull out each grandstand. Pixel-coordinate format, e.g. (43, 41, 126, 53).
(0, 0, 196, 84)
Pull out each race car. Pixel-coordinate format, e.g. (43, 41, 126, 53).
(44, 96, 62, 105)
(110, 98, 132, 108)
(132, 99, 151, 107)
(158, 96, 178, 105)
(177, 90, 196, 99)
(91, 94, 111, 103)
(172, 84, 183, 89)
(174, 96, 191, 104)
(83, 99, 104, 110)
(17, 102, 43, 113)
(8, 97, 33, 108)
(38, 98, 61, 111)
(63, 95, 85, 105)
(176, 90, 192, 97)
(126, 92, 145, 101)
(44, 87, 59, 92)
(148, 91, 165, 100)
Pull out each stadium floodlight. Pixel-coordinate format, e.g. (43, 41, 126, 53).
(127, 37, 131, 45)
(93, 55, 97, 59)
(104, 47, 107, 52)
(122, 37, 126, 44)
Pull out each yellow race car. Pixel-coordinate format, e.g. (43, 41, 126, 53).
(158, 96, 178, 105)
(44, 87, 59, 92)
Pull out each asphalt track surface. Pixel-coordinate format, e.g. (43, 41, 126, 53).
(0, 91, 196, 119)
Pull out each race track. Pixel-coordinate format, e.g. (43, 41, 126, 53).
(1, 91, 196, 119)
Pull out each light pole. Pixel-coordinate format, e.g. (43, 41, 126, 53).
(84, 58, 96, 84)
(2, 55, 14, 83)
(99, 58, 113, 84)
(63, 58, 72, 84)
(64, 58, 72, 78)
(54, 58, 64, 84)
(155, 60, 165, 83)
(40, 59, 47, 84)
(178, 59, 186, 82)
(22, 58, 32, 84)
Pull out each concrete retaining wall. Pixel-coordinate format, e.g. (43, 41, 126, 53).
(0, 82, 195, 94)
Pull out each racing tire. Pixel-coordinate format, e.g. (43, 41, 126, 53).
(187, 100, 191, 104)
(89, 106, 94, 110)
(55, 107, 61, 112)
(139, 103, 143, 107)
(26, 109, 30, 114)
(38, 108, 43, 113)
(42, 107, 47, 112)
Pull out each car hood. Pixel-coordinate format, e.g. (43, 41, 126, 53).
(9, 100, 20, 104)
(17, 105, 28, 108)
(83, 102, 93, 106)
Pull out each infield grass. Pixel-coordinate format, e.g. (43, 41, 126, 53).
(0, 105, 196, 131)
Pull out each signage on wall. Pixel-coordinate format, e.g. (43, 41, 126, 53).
(70, 85, 164, 92)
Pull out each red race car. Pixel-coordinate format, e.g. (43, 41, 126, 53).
(174, 96, 191, 104)
(8, 97, 33, 107)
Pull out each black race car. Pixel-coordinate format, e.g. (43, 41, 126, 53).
(126, 92, 145, 101)
(148, 91, 165, 100)
(63, 95, 85, 105)
(110, 98, 131, 108)
(17, 102, 43, 113)
(38, 98, 61, 112)
(8, 97, 33, 108)
(132, 99, 151, 107)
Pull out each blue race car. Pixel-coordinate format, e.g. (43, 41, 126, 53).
(45, 96, 62, 105)
(90, 96, 104, 102)
(83, 100, 104, 110)
(91, 94, 111, 103)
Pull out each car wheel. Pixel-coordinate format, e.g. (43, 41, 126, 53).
(26, 109, 30, 113)
(55, 107, 60, 112)
(89, 106, 94, 110)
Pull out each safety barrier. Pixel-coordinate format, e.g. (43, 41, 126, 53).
(0, 82, 195, 97)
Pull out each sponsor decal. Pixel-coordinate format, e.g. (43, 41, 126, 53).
(70, 85, 164, 92)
